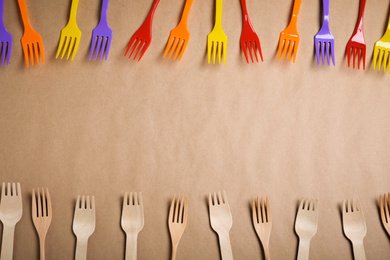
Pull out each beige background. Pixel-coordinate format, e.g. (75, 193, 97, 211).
(1, 0, 390, 259)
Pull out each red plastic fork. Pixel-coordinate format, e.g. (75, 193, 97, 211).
(124, 0, 160, 61)
(239, 0, 263, 63)
(346, 0, 366, 70)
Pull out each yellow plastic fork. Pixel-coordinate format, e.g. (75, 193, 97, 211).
(277, 0, 303, 63)
(373, 13, 390, 73)
(56, 0, 81, 60)
(207, 0, 227, 65)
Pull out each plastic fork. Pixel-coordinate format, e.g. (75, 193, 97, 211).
(0, 0, 12, 66)
(277, 0, 302, 63)
(73, 196, 95, 260)
(56, 0, 81, 60)
(89, 0, 112, 60)
(380, 193, 390, 237)
(124, 0, 161, 61)
(121, 192, 144, 260)
(239, 0, 263, 63)
(252, 196, 272, 260)
(346, 0, 366, 70)
(168, 195, 188, 260)
(207, 0, 227, 65)
(295, 198, 318, 260)
(208, 191, 233, 260)
(373, 12, 390, 73)
(342, 198, 367, 260)
(163, 0, 194, 61)
(32, 188, 52, 260)
(0, 183, 22, 260)
(315, 0, 335, 66)
(17, 0, 44, 67)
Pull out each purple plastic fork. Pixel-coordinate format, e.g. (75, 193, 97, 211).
(0, 0, 12, 66)
(314, 0, 335, 66)
(90, 0, 112, 60)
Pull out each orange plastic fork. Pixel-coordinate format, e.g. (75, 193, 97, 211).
(277, 0, 302, 63)
(124, 0, 160, 61)
(17, 0, 44, 67)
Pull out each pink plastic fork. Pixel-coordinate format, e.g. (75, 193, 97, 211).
(124, 0, 160, 61)
(239, 0, 263, 63)
(346, 0, 366, 70)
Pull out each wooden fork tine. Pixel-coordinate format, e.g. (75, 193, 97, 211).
(37, 188, 42, 217)
(32, 189, 37, 217)
(266, 197, 271, 221)
(261, 197, 266, 222)
(1, 182, 5, 197)
(183, 196, 188, 222)
(256, 197, 261, 223)
(41, 188, 47, 216)
(169, 195, 175, 222)
(178, 196, 184, 223)
(385, 194, 390, 223)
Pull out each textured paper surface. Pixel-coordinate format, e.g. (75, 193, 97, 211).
(1, 0, 390, 259)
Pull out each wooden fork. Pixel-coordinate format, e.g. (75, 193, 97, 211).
(32, 188, 52, 260)
(168, 195, 188, 260)
(252, 196, 272, 260)
(380, 194, 390, 236)
(277, 0, 303, 63)
(163, 0, 194, 61)
(208, 191, 233, 260)
(0, 183, 22, 260)
(342, 198, 367, 260)
(17, 0, 44, 67)
(73, 196, 95, 260)
(121, 192, 144, 260)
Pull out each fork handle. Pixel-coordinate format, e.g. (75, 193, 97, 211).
(99, 0, 109, 26)
(352, 240, 366, 260)
(214, 0, 224, 29)
(0, 225, 16, 260)
(297, 238, 311, 260)
(39, 235, 46, 260)
(69, 0, 80, 23)
(143, 0, 160, 27)
(287, 0, 303, 29)
(321, 0, 330, 28)
(17, 0, 33, 31)
(0, 0, 6, 29)
(353, 0, 366, 34)
(75, 238, 88, 260)
(218, 232, 233, 260)
(125, 234, 138, 260)
(178, 0, 194, 28)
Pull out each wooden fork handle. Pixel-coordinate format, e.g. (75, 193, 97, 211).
(352, 240, 366, 260)
(297, 238, 311, 260)
(218, 232, 233, 260)
(125, 234, 138, 260)
(39, 235, 46, 260)
(75, 238, 88, 260)
(0, 225, 16, 260)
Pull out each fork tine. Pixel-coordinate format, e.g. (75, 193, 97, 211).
(91, 196, 95, 210)
(12, 183, 16, 196)
(373, 46, 379, 71)
(256, 39, 263, 62)
(87, 196, 91, 209)
(261, 197, 266, 222)
(183, 196, 188, 223)
(169, 195, 175, 222)
(331, 42, 335, 66)
(252, 41, 258, 62)
(315, 40, 320, 65)
(217, 191, 223, 204)
(178, 40, 188, 61)
(292, 41, 298, 63)
(173, 39, 183, 60)
(213, 192, 217, 205)
(383, 51, 388, 72)
(282, 40, 289, 61)
(46, 188, 52, 216)
(1, 182, 5, 197)
(326, 42, 330, 65)
(266, 197, 271, 222)
(251, 197, 256, 222)
(384, 194, 390, 223)
(56, 34, 66, 59)
(33, 42, 39, 65)
(347, 46, 351, 68)
(42, 188, 47, 216)
(104, 37, 112, 61)
(178, 196, 184, 223)
(222, 41, 226, 65)
(133, 40, 144, 60)
(28, 44, 34, 66)
(37, 188, 42, 217)
(137, 41, 149, 62)
(89, 36, 97, 60)
(1, 44, 5, 67)
(241, 42, 249, 63)
(163, 35, 175, 58)
(123, 192, 128, 206)
(38, 41, 44, 64)
(380, 195, 385, 222)
(357, 48, 361, 70)
(247, 43, 254, 63)
(6, 183, 10, 196)
(218, 42, 222, 65)
(94, 36, 102, 60)
(277, 38, 284, 60)
(99, 37, 107, 60)
(32, 189, 37, 217)
(169, 38, 179, 59)
(321, 42, 325, 65)
(61, 36, 70, 59)
(288, 41, 294, 62)
(76, 195, 80, 210)
(362, 48, 366, 70)
(81, 195, 86, 209)
(342, 199, 346, 214)
(125, 37, 137, 57)
(67, 38, 75, 60)
(212, 42, 217, 64)
(378, 49, 384, 72)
